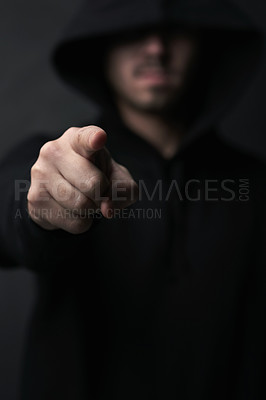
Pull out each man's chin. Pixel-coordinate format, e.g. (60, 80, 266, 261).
(131, 94, 180, 113)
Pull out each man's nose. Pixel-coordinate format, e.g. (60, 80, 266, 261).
(142, 35, 167, 56)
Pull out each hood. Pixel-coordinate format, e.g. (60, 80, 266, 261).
(52, 0, 264, 142)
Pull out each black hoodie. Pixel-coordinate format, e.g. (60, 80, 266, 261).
(0, 1, 266, 399)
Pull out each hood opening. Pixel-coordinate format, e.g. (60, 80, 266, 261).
(51, 0, 264, 138)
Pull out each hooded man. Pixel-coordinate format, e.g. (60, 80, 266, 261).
(0, 0, 265, 399)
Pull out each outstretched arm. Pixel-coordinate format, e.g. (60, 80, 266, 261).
(0, 126, 138, 271)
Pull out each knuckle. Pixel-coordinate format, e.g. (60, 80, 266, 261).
(66, 126, 84, 148)
(65, 126, 78, 136)
(39, 140, 61, 159)
(30, 163, 43, 179)
(72, 192, 89, 210)
(27, 187, 40, 204)
(56, 183, 70, 200)
(67, 218, 92, 235)
(27, 180, 49, 203)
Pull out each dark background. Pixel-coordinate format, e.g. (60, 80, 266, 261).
(0, 0, 265, 399)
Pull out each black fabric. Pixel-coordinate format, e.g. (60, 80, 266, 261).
(0, 115, 265, 400)
(0, 0, 266, 399)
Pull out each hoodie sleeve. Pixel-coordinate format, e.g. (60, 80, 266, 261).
(0, 135, 92, 272)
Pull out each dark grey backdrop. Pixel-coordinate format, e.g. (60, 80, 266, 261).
(0, 0, 265, 399)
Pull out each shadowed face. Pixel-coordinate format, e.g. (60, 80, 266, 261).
(105, 27, 199, 112)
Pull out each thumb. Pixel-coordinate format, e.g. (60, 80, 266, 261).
(68, 125, 107, 160)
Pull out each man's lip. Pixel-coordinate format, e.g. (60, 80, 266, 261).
(135, 69, 171, 84)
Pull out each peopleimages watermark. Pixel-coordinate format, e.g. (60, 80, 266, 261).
(14, 178, 250, 220)
(14, 178, 250, 203)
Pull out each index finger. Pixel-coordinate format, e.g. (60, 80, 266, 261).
(68, 125, 107, 159)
